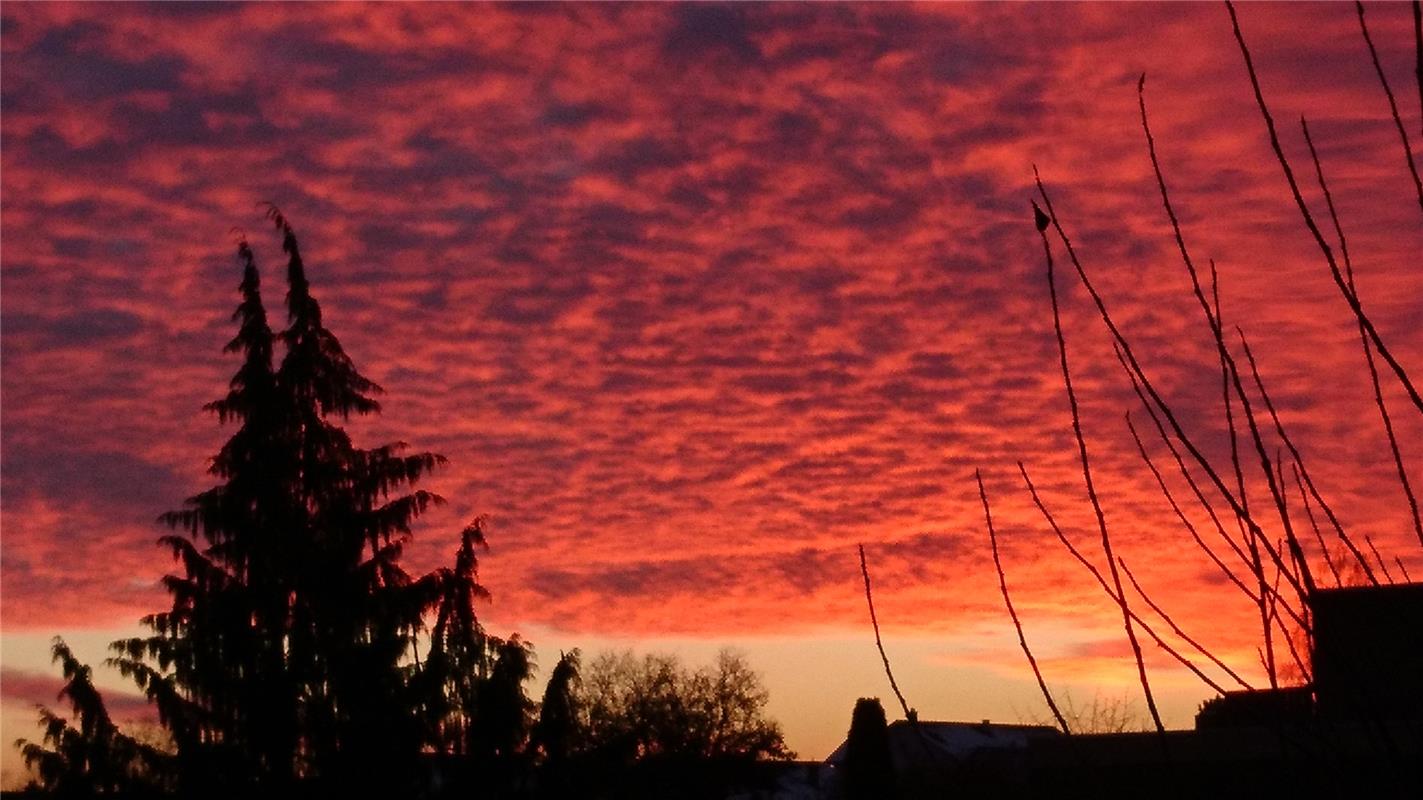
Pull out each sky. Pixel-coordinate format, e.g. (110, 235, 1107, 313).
(2, 0, 1422, 785)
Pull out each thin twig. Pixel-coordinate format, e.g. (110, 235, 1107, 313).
(1270, 585, 1314, 685)
(1236, 330, 1373, 586)
(1211, 259, 1260, 567)
(978, 471, 1072, 733)
(1033, 172, 1309, 607)
(1124, 411, 1261, 605)
(1356, 0, 1423, 217)
(1414, 0, 1422, 138)
(1208, 260, 1278, 684)
(1226, 0, 1423, 416)
(1019, 463, 1230, 697)
(1268, 461, 1315, 681)
(1035, 202, 1166, 734)
(1139, 75, 1314, 607)
(1365, 535, 1397, 584)
(1118, 557, 1252, 691)
(1301, 117, 1423, 549)
(1293, 463, 1343, 588)
(1139, 79, 1288, 683)
(1117, 353, 1309, 632)
(858, 544, 915, 724)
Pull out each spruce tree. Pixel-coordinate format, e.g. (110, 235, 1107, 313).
(532, 650, 585, 765)
(16, 638, 172, 797)
(843, 697, 897, 800)
(111, 209, 448, 795)
(262, 205, 440, 793)
(110, 238, 285, 794)
(414, 519, 493, 755)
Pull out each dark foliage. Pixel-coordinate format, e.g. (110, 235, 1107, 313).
(843, 698, 896, 800)
(583, 650, 791, 765)
(61, 210, 502, 796)
(13, 639, 172, 798)
(13, 209, 790, 799)
(531, 650, 584, 765)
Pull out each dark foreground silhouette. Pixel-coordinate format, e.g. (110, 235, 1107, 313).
(10, 211, 790, 800)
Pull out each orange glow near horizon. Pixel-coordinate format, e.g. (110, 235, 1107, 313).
(2, 1, 1421, 786)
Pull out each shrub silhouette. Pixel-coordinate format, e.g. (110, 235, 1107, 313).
(842, 698, 896, 800)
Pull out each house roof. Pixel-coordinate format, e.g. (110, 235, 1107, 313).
(825, 719, 1061, 767)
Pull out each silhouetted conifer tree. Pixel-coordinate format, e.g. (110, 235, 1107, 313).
(471, 636, 537, 764)
(843, 697, 896, 800)
(532, 650, 585, 764)
(414, 519, 493, 756)
(15, 639, 171, 797)
(109, 210, 447, 796)
(109, 239, 286, 794)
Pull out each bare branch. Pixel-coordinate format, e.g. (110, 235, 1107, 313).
(1235, 330, 1374, 586)
(1355, 1, 1423, 217)
(1225, 0, 1423, 416)
(1139, 74, 1315, 622)
(1034, 202, 1166, 733)
(857, 544, 915, 724)
(1123, 411, 1260, 606)
(1415, 0, 1422, 137)
(1116, 353, 1310, 634)
(978, 471, 1071, 734)
(1032, 172, 1310, 609)
(1300, 116, 1422, 549)
(1118, 557, 1253, 691)
(1019, 463, 1230, 697)
(1365, 535, 1397, 584)
(1293, 463, 1342, 588)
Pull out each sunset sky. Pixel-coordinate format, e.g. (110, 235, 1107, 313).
(3, 1, 1421, 785)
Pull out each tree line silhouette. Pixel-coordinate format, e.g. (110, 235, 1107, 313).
(13, 208, 790, 799)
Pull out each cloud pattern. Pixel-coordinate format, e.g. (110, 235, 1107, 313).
(3, 2, 1421, 713)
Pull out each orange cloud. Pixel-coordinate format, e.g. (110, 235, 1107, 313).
(2, 2, 1419, 707)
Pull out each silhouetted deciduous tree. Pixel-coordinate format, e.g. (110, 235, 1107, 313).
(583, 650, 791, 763)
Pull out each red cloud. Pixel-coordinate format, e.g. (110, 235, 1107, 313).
(1, 3, 1418, 706)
